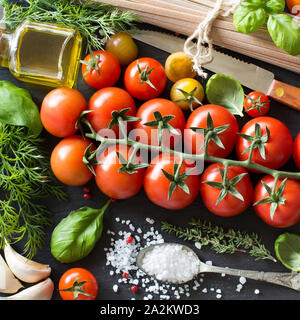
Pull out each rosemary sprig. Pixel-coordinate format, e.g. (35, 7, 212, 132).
(0, 124, 67, 258)
(161, 219, 277, 262)
(1, 0, 140, 51)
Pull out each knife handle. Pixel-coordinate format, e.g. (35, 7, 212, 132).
(268, 80, 300, 112)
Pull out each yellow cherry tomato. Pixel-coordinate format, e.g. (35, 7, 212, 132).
(105, 32, 138, 66)
(165, 52, 197, 83)
(170, 78, 204, 111)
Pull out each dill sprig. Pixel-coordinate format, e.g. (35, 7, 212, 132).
(0, 124, 67, 258)
(1, 0, 140, 51)
(161, 218, 277, 262)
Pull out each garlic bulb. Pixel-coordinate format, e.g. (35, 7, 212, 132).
(0, 254, 23, 294)
(4, 240, 51, 283)
(0, 278, 54, 300)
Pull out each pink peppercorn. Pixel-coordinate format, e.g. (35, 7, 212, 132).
(126, 236, 133, 244)
(130, 285, 138, 293)
(83, 193, 92, 200)
(83, 186, 91, 193)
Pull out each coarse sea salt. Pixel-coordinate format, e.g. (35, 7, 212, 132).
(140, 244, 200, 283)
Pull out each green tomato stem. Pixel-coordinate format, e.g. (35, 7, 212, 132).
(85, 133, 300, 180)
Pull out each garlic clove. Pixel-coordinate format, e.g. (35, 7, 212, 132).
(4, 240, 51, 283)
(0, 254, 23, 294)
(0, 278, 54, 300)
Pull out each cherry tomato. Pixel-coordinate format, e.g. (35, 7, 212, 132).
(200, 163, 253, 217)
(165, 51, 196, 83)
(81, 50, 121, 89)
(59, 268, 98, 300)
(143, 153, 199, 210)
(105, 32, 138, 66)
(95, 144, 145, 199)
(133, 98, 185, 149)
(293, 133, 300, 169)
(87, 87, 136, 137)
(170, 78, 204, 111)
(236, 117, 293, 170)
(124, 57, 167, 100)
(286, 0, 300, 14)
(184, 105, 239, 158)
(40, 88, 87, 138)
(50, 135, 94, 186)
(253, 175, 300, 228)
(244, 91, 270, 117)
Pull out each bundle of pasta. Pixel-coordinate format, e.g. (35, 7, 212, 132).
(94, 0, 300, 74)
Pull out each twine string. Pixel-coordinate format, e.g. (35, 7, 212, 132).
(183, 0, 243, 78)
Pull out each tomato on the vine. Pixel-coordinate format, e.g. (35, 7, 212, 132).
(40, 87, 87, 138)
(87, 87, 136, 137)
(133, 98, 185, 149)
(293, 133, 300, 170)
(236, 117, 293, 170)
(81, 50, 121, 89)
(95, 144, 146, 200)
(59, 268, 98, 300)
(124, 57, 167, 100)
(143, 153, 199, 210)
(253, 175, 300, 228)
(200, 163, 253, 217)
(50, 135, 94, 186)
(244, 91, 270, 117)
(184, 105, 239, 158)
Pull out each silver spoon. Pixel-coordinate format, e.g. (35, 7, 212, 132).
(136, 243, 300, 291)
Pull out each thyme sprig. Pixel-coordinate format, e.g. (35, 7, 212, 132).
(161, 219, 277, 262)
(1, 0, 140, 51)
(0, 124, 67, 258)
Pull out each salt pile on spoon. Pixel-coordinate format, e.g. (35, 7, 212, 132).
(141, 244, 200, 283)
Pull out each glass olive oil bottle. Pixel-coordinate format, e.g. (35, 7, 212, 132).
(0, 20, 82, 88)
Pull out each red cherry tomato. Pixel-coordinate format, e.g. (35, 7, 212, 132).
(95, 144, 145, 200)
(200, 163, 253, 217)
(254, 175, 300, 228)
(236, 117, 293, 170)
(81, 50, 121, 89)
(143, 153, 199, 210)
(244, 91, 270, 117)
(50, 135, 94, 186)
(59, 268, 98, 300)
(124, 57, 167, 100)
(184, 105, 239, 158)
(133, 98, 185, 149)
(87, 87, 136, 137)
(293, 133, 300, 169)
(40, 88, 87, 138)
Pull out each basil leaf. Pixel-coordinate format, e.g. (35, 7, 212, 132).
(206, 74, 244, 117)
(51, 201, 110, 263)
(0, 81, 42, 137)
(267, 14, 300, 56)
(233, 0, 267, 34)
(265, 0, 285, 13)
(275, 233, 300, 271)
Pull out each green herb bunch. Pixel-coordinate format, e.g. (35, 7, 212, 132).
(161, 219, 277, 262)
(1, 0, 140, 51)
(0, 124, 67, 258)
(233, 0, 300, 56)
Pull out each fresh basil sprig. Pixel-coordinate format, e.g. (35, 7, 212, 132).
(233, 0, 300, 56)
(51, 201, 111, 263)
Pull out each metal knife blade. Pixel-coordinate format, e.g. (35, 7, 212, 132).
(131, 30, 274, 94)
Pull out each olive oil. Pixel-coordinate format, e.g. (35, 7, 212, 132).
(0, 20, 82, 88)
